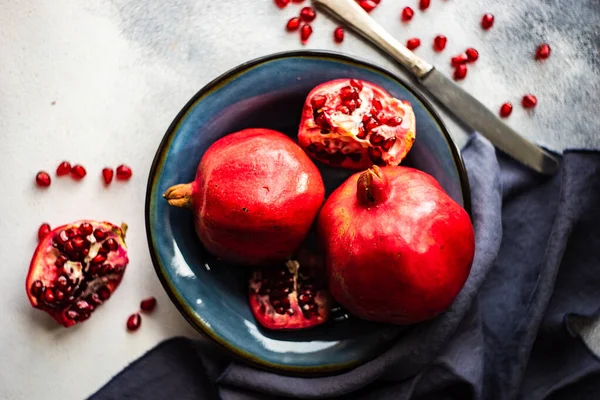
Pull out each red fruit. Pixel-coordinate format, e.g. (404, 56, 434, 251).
(419, 0, 431, 10)
(38, 223, 51, 242)
(453, 64, 468, 80)
(116, 164, 132, 180)
(433, 35, 447, 52)
(401, 7, 414, 21)
(140, 297, 157, 312)
(319, 166, 475, 325)
(357, 0, 378, 13)
(36, 171, 51, 187)
(71, 165, 86, 180)
(333, 27, 344, 43)
(249, 257, 331, 330)
(127, 313, 141, 331)
(274, 0, 290, 8)
(163, 129, 325, 266)
(481, 13, 494, 30)
(56, 161, 71, 176)
(299, 6, 316, 22)
(536, 43, 551, 60)
(499, 102, 513, 118)
(298, 79, 416, 170)
(26, 220, 129, 327)
(286, 17, 301, 31)
(300, 24, 313, 43)
(465, 48, 479, 62)
(102, 168, 114, 185)
(522, 94, 537, 109)
(451, 54, 468, 66)
(406, 38, 421, 50)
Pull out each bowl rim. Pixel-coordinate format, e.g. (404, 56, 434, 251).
(144, 49, 472, 376)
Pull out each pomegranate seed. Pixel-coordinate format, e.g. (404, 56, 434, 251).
(102, 168, 114, 184)
(79, 222, 93, 236)
(300, 24, 313, 43)
(419, 0, 430, 10)
(358, 0, 378, 13)
(536, 43, 551, 60)
(140, 297, 157, 312)
(481, 13, 494, 30)
(31, 281, 43, 297)
(522, 94, 537, 109)
(299, 6, 316, 22)
(499, 102, 513, 118)
(333, 27, 344, 43)
(38, 223, 51, 241)
(350, 79, 363, 91)
(286, 17, 301, 32)
(453, 64, 468, 80)
(274, 0, 290, 8)
(44, 289, 55, 303)
(56, 161, 71, 176)
(127, 313, 142, 331)
(93, 229, 107, 240)
(401, 7, 414, 22)
(311, 95, 327, 109)
(406, 38, 421, 50)
(36, 171, 51, 187)
(91, 253, 107, 265)
(465, 48, 479, 62)
(433, 35, 447, 52)
(115, 164, 132, 180)
(451, 54, 468, 66)
(71, 165, 86, 180)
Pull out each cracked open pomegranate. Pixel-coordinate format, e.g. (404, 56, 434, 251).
(26, 220, 129, 327)
(249, 255, 331, 330)
(319, 166, 475, 325)
(164, 128, 325, 266)
(298, 79, 415, 170)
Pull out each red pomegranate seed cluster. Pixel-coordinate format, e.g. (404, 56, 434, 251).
(126, 296, 158, 332)
(35, 161, 132, 188)
(449, 47, 479, 81)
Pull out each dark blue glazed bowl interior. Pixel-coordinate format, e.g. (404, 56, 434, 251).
(146, 51, 470, 374)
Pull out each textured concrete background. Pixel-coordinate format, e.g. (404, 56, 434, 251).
(0, 0, 598, 398)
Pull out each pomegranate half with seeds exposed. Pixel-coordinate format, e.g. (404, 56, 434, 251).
(26, 220, 129, 327)
(298, 79, 416, 170)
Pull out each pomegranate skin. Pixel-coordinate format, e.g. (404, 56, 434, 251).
(164, 129, 325, 266)
(319, 166, 475, 325)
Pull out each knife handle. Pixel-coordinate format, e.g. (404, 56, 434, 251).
(313, 0, 433, 78)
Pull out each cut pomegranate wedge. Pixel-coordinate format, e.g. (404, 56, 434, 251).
(298, 79, 416, 170)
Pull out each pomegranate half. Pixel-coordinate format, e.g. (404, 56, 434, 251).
(26, 220, 129, 327)
(298, 79, 416, 170)
(163, 128, 325, 266)
(319, 166, 475, 325)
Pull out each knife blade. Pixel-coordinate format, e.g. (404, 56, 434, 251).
(312, 0, 560, 175)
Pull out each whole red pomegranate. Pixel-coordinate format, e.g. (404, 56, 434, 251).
(164, 128, 325, 266)
(26, 220, 129, 327)
(319, 166, 475, 325)
(298, 79, 415, 170)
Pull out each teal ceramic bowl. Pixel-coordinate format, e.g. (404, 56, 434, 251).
(145, 50, 470, 375)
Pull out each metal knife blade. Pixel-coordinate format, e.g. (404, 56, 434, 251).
(312, 0, 560, 174)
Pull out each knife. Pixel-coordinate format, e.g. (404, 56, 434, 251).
(313, 0, 560, 175)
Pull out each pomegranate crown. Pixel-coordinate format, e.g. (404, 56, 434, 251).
(356, 165, 390, 206)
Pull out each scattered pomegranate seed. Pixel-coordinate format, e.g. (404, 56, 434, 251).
(406, 38, 421, 50)
(499, 102, 513, 118)
(116, 165, 132, 180)
(300, 24, 313, 43)
(481, 13, 494, 30)
(433, 35, 447, 52)
(274, 0, 290, 8)
(419, 0, 431, 10)
(465, 48, 479, 62)
(334, 27, 344, 43)
(453, 64, 467, 80)
(140, 297, 157, 312)
(70, 165, 86, 180)
(38, 223, 51, 241)
(102, 168, 114, 185)
(299, 6, 316, 22)
(358, 0, 378, 13)
(522, 94, 537, 109)
(451, 54, 468, 66)
(286, 17, 301, 32)
(56, 161, 71, 176)
(401, 7, 414, 22)
(35, 171, 51, 187)
(126, 313, 142, 331)
(535, 43, 551, 60)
